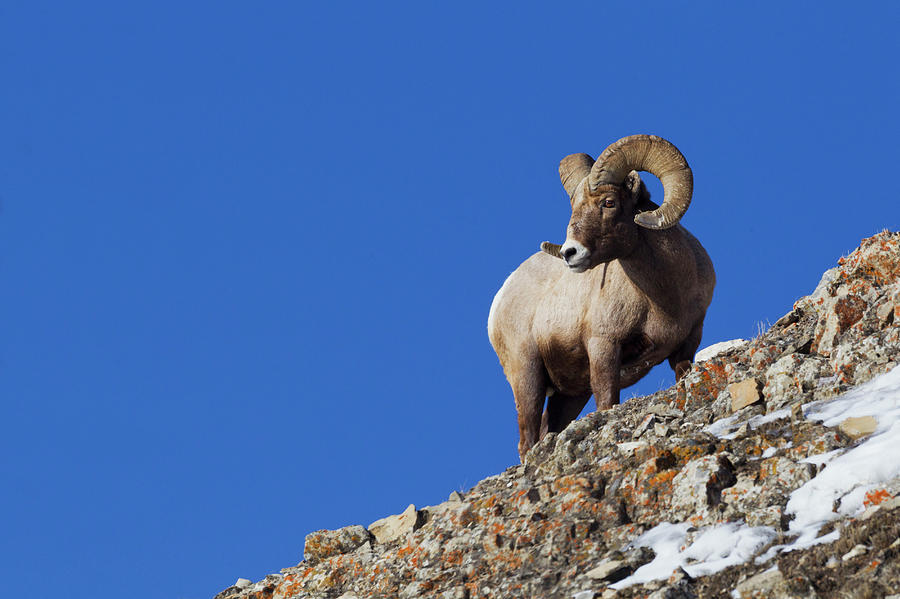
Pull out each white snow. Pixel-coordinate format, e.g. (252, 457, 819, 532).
(704, 413, 741, 438)
(609, 364, 900, 588)
(800, 448, 842, 467)
(782, 364, 900, 544)
(704, 409, 791, 440)
(609, 522, 776, 590)
(759, 364, 900, 561)
(695, 339, 749, 363)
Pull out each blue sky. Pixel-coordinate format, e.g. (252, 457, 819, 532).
(1, 2, 898, 598)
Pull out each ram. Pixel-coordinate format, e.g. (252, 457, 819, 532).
(488, 135, 715, 460)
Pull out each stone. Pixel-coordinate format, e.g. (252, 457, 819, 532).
(585, 559, 629, 582)
(633, 414, 655, 438)
(875, 291, 898, 324)
(732, 568, 786, 598)
(839, 415, 878, 439)
(368, 503, 422, 544)
(303, 524, 372, 562)
(757, 457, 813, 490)
(670, 455, 736, 520)
(861, 494, 900, 519)
(616, 441, 649, 457)
(729, 378, 762, 412)
(234, 579, 251, 589)
(439, 586, 467, 599)
(841, 544, 868, 561)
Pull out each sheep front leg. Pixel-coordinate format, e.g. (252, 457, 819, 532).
(588, 337, 622, 410)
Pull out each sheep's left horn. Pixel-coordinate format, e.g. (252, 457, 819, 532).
(589, 135, 693, 230)
(540, 241, 563, 258)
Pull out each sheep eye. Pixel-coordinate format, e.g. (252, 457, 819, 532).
(603, 199, 616, 208)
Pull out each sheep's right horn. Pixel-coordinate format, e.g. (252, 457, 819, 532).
(589, 135, 693, 230)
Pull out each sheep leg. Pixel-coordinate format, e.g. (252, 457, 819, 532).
(589, 338, 622, 410)
(511, 360, 549, 461)
(668, 322, 704, 381)
(540, 393, 591, 437)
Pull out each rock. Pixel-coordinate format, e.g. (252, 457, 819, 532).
(585, 559, 629, 582)
(839, 415, 878, 439)
(861, 494, 900, 520)
(439, 586, 467, 599)
(368, 503, 422, 544)
(633, 414, 655, 438)
(647, 580, 697, 599)
(303, 524, 372, 562)
(729, 378, 762, 411)
(732, 568, 786, 598)
(841, 544, 869, 561)
(874, 288, 899, 324)
(757, 457, 813, 490)
(670, 454, 736, 520)
(234, 579, 251, 589)
(616, 440, 649, 458)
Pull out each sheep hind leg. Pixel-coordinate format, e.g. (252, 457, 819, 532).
(511, 362, 549, 462)
(668, 322, 704, 381)
(540, 393, 591, 437)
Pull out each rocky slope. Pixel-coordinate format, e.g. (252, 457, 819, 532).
(215, 231, 900, 599)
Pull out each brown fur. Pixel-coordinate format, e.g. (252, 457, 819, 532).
(488, 171, 715, 460)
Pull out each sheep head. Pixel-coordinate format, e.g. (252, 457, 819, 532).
(541, 135, 693, 272)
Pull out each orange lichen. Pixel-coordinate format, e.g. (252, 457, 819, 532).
(863, 488, 891, 507)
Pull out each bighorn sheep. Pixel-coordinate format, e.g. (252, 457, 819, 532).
(488, 135, 715, 460)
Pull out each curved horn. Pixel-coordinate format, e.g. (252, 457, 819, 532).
(589, 135, 693, 230)
(559, 153, 594, 199)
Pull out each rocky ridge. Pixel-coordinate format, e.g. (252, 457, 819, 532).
(216, 231, 900, 599)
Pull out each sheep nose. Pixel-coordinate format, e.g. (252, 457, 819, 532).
(562, 247, 577, 261)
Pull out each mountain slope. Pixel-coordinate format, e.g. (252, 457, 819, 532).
(215, 231, 900, 599)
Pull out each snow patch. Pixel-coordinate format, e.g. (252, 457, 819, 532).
(758, 364, 900, 560)
(704, 409, 791, 440)
(647, 364, 900, 579)
(695, 339, 749, 362)
(800, 448, 842, 467)
(609, 522, 776, 590)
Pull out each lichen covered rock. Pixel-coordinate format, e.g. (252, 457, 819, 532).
(216, 231, 900, 599)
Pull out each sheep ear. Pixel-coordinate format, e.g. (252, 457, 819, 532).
(625, 170, 656, 211)
(540, 241, 563, 259)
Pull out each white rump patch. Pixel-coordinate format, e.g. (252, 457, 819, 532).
(487, 272, 514, 338)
